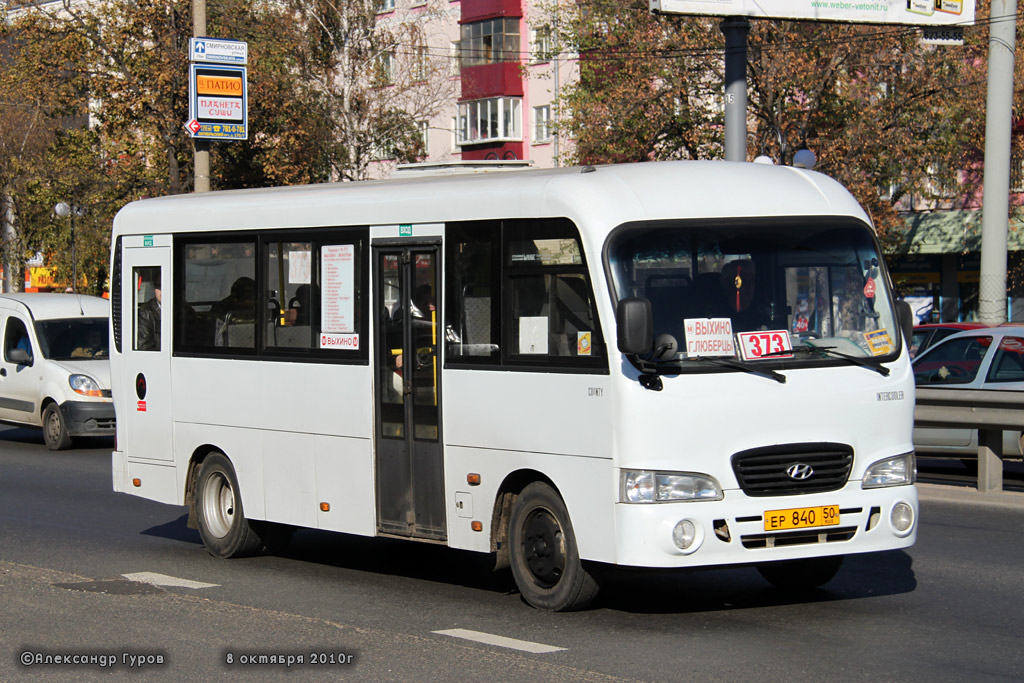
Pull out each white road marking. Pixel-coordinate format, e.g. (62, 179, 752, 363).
(122, 572, 219, 589)
(433, 628, 566, 654)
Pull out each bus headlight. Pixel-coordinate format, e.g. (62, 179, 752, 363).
(862, 452, 916, 489)
(621, 470, 723, 503)
(69, 374, 104, 398)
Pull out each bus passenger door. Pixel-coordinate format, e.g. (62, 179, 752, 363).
(373, 245, 445, 541)
(120, 237, 173, 462)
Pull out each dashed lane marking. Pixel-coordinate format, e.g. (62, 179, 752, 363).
(122, 572, 219, 589)
(433, 628, 567, 654)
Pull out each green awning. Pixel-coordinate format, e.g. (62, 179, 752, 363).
(894, 210, 1024, 255)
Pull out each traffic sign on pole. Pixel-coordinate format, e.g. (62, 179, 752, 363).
(190, 38, 248, 65)
(187, 64, 248, 140)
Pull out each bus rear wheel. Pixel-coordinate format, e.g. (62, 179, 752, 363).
(195, 453, 266, 558)
(757, 555, 844, 589)
(508, 482, 601, 611)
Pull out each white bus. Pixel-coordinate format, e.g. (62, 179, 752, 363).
(110, 161, 918, 611)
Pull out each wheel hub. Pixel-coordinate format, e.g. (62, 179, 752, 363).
(203, 472, 235, 538)
(522, 509, 565, 588)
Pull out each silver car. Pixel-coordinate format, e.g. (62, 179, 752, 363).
(912, 327, 1024, 458)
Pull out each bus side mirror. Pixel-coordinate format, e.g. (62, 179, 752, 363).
(895, 300, 913, 351)
(616, 297, 653, 355)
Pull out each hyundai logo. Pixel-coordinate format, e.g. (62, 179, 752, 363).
(786, 463, 814, 480)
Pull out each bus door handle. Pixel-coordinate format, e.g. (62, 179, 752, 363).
(0, 368, 6, 377)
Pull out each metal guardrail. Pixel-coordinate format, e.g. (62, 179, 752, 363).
(914, 387, 1024, 493)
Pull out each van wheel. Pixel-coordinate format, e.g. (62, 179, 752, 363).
(508, 482, 601, 611)
(42, 404, 73, 451)
(195, 453, 265, 558)
(757, 555, 844, 589)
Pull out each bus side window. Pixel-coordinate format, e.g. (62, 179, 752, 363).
(511, 273, 598, 357)
(177, 240, 257, 352)
(445, 221, 500, 362)
(506, 219, 602, 362)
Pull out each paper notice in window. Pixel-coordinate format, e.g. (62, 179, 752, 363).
(321, 245, 354, 333)
(288, 250, 311, 284)
(519, 317, 548, 354)
(577, 331, 592, 356)
(683, 318, 735, 357)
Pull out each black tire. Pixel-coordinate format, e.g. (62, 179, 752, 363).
(757, 555, 844, 589)
(508, 482, 601, 611)
(42, 403, 73, 451)
(194, 453, 266, 558)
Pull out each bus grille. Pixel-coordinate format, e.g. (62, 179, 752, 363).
(731, 443, 853, 497)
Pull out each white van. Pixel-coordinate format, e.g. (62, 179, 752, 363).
(0, 293, 115, 449)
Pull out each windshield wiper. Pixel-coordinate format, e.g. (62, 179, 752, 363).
(630, 353, 786, 384)
(762, 344, 890, 376)
(681, 355, 787, 384)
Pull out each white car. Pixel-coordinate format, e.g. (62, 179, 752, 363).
(912, 326, 1024, 459)
(0, 293, 115, 450)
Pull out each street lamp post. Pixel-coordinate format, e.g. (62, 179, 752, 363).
(751, 122, 816, 169)
(54, 201, 82, 293)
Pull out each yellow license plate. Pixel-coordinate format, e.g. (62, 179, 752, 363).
(763, 505, 840, 531)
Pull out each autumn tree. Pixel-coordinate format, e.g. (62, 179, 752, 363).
(0, 9, 92, 291)
(541, 1, 722, 163)
(3, 0, 455, 289)
(545, 1, 1024, 248)
(285, 0, 457, 180)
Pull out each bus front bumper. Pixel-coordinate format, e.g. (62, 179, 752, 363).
(611, 483, 917, 568)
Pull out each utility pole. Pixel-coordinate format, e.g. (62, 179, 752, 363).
(720, 17, 749, 163)
(978, 0, 1017, 324)
(193, 0, 210, 193)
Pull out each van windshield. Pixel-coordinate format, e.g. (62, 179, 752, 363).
(606, 217, 900, 365)
(34, 318, 110, 361)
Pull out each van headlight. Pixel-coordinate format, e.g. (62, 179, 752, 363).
(620, 470, 723, 503)
(862, 452, 916, 489)
(69, 374, 104, 397)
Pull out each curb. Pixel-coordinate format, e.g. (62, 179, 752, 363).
(916, 482, 1024, 508)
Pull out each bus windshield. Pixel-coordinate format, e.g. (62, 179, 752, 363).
(606, 218, 900, 364)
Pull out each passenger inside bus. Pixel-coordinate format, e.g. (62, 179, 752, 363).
(214, 276, 256, 347)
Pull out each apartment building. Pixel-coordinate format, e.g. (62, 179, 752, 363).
(370, 0, 576, 175)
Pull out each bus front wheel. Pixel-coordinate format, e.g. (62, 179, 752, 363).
(195, 453, 265, 558)
(508, 482, 601, 611)
(756, 555, 844, 589)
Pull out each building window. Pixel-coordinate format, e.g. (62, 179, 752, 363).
(450, 40, 462, 76)
(414, 44, 429, 82)
(460, 18, 520, 67)
(532, 105, 551, 143)
(375, 0, 394, 13)
(530, 26, 554, 63)
(926, 162, 958, 199)
(457, 97, 522, 145)
(1012, 147, 1024, 193)
(418, 120, 429, 154)
(374, 52, 394, 86)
